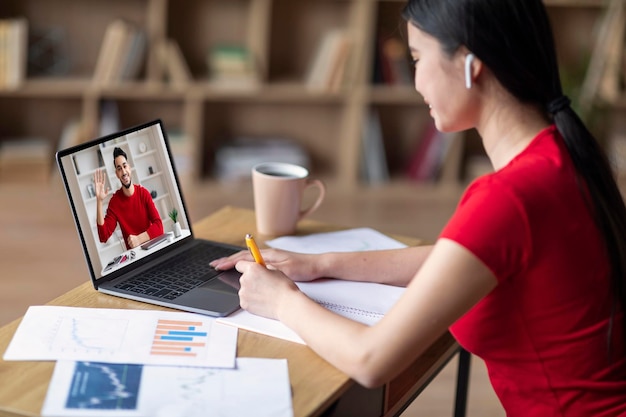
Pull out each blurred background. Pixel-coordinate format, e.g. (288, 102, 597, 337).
(1, 0, 625, 416)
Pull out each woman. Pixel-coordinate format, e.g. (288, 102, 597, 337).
(211, 0, 626, 414)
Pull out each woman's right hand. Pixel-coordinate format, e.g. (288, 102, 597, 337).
(210, 248, 322, 282)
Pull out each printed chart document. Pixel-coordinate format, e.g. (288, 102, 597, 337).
(42, 358, 293, 417)
(3, 306, 237, 368)
(217, 228, 408, 344)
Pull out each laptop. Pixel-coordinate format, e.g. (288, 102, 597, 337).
(56, 119, 242, 317)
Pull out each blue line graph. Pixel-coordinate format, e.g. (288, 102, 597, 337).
(51, 317, 128, 355)
(66, 362, 142, 410)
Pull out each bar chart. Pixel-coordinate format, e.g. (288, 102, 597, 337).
(150, 319, 209, 358)
(5, 306, 237, 368)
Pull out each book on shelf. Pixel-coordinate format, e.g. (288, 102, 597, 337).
(99, 100, 121, 137)
(406, 121, 459, 183)
(0, 18, 28, 90)
(376, 36, 412, 86)
(607, 116, 626, 179)
(155, 39, 192, 88)
(437, 132, 464, 184)
(598, 0, 625, 102)
(50, 119, 85, 180)
(360, 109, 389, 184)
(406, 121, 437, 182)
(207, 45, 259, 88)
(326, 33, 352, 92)
(119, 29, 146, 81)
(579, 0, 624, 115)
(165, 39, 192, 87)
(92, 19, 126, 84)
(57, 119, 83, 151)
(305, 29, 352, 92)
(92, 19, 146, 86)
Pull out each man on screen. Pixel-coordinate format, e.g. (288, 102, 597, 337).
(94, 147, 163, 250)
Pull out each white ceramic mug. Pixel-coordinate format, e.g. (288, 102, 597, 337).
(252, 162, 326, 236)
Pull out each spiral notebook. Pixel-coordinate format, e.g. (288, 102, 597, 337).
(217, 228, 408, 344)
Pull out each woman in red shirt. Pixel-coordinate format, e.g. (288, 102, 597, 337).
(212, 0, 626, 414)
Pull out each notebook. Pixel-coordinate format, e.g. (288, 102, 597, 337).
(56, 119, 242, 317)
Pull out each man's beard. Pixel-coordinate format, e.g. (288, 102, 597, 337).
(122, 178, 132, 189)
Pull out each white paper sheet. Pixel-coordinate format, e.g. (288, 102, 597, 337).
(3, 306, 237, 368)
(266, 227, 407, 253)
(41, 358, 293, 417)
(217, 228, 408, 344)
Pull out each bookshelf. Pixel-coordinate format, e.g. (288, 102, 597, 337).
(0, 0, 621, 191)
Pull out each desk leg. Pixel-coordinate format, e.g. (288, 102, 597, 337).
(454, 348, 471, 417)
(322, 383, 384, 417)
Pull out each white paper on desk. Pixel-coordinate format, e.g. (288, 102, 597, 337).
(220, 309, 305, 344)
(3, 306, 237, 368)
(41, 358, 293, 417)
(217, 228, 408, 344)
(265, 227, 407, 253)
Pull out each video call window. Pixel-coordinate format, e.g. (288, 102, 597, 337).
(58, 122, 189, 281)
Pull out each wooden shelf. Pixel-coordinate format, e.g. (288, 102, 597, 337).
(367, 86, 424, 105)
(0, 78, 90, 97)
(0, 0, 618, 190)
(544, 0, 606, 7)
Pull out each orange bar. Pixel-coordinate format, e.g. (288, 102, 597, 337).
(155, 329, 202, 335)
(156, 325, 197, 331)
(150, 350, 197, 357)
(152, 346, 191, 352)
(152, 340, 206, 347)
(152, 346, 189, 351)
(158, 319, 203, 326)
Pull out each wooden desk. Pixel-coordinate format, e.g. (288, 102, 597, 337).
(0, 206, 458, 417)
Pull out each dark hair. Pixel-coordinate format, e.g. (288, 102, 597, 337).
(403, 0, 626, 352)
(113, 147, 127, 165)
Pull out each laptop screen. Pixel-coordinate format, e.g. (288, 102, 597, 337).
(57, 120, 191, 284)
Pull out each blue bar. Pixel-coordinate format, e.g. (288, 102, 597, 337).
(167, 331, 208, 337)
(185, 347, 191, 352)
(160, 336, 193, 341)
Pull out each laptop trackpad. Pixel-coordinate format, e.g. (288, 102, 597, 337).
(175, 270, 241, 316)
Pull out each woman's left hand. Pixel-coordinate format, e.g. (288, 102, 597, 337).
(235, 260, 300, 320)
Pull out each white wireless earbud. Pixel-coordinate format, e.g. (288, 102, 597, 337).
(465, 53, 475, 89)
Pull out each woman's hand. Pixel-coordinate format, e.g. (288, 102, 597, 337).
(235, 260, 300, 320)
(210, 248, 321, 282)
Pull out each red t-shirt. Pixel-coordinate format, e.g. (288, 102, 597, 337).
(97, 184, 164, 250)
(441, 126, 626, 416)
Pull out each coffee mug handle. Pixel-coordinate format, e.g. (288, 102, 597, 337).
(299, 179, 326, 221)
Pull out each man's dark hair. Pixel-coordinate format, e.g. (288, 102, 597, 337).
(113, 147, 127, 165)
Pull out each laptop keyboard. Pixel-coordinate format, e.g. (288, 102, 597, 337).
(113, 244, 239, 300)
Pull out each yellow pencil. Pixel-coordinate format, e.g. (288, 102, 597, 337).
(245, 234, 266, 267)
